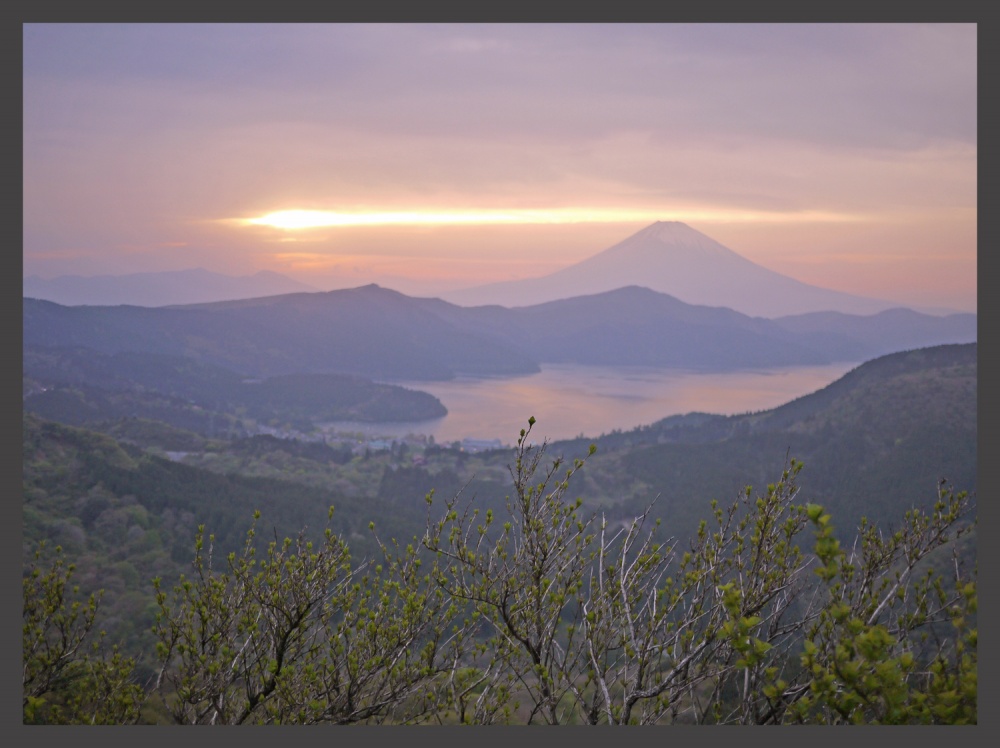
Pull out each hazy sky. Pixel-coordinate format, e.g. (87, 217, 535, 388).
(23, 23, 977, 311)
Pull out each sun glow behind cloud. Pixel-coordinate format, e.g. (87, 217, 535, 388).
(237, 207, 864, 231)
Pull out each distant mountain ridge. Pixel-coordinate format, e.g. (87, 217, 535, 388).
(23, 283, 976, 382)
(442, 221, 926, 317)
(23, 268, 318, 307)
(22, 286, 541, 381)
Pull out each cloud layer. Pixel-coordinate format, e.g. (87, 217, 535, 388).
(23, 24, 977, 311)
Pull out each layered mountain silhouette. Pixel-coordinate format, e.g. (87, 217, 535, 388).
(24, 223, 956, 317)
(24, 284, 975, 381)
(442, 221, 913, 317)
(22, 268, 318, 307)
(23, 286, 539, 381)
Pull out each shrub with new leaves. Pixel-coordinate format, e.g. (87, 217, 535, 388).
(152, 508, 463, 724)
(423, 419, 976, 725)
(25, 417, 975, 725)
(23, 543, 144, 724)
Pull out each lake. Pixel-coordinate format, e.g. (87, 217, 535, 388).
(323, 361, 860, 445)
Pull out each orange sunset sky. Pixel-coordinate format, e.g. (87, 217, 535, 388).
(23, 23, 977, 312)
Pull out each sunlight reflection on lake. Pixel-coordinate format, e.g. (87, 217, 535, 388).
(324, 362, 860, 445)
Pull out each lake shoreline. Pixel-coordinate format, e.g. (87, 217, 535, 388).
(321, 361, 861, 445)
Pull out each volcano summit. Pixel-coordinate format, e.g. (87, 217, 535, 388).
(443, 222, 907, 317)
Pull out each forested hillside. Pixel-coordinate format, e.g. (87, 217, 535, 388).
(22, 344, 977, 724)
(546, 344, 977, 541)
(24, 345, 447, 434)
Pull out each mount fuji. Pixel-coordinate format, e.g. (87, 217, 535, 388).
(441, 222, 913, 318)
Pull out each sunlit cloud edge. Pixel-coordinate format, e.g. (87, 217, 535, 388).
(224, 208, 866, 231)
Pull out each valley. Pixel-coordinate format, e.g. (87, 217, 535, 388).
(22, 344, 978, 689)
(21, 226, 978, 725)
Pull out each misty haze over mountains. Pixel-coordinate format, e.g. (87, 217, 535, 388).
(22, 219, 975, 398)
(23, 222, 955, 317)
(23, 268, 318, 307)
(442, 222, 942, 317)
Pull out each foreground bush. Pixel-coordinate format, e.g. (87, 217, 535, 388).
(24, 419, 976, 724)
